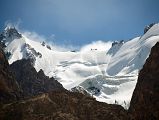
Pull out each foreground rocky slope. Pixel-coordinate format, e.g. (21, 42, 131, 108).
(0, 91, 127, 120)
(129, 42, 159, 119)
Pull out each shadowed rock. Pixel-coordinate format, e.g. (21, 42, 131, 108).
(10, 59, 64, 97)
(0, 47, 21, 104)
(0, 91, 128, 120)
(144, 23, 155, 34)
(129, 42, 159, 119)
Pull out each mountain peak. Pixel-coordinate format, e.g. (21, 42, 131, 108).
(0, 26, 22, 43)
(144, 23, 155, 34)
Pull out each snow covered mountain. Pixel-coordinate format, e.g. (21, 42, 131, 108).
(1, 23, 159, 109)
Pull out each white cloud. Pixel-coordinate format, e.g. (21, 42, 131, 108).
(22, 29, 112, 52)
(4, 21, 112, 52)
(21, 29, 78, 52)
(5, 19, 22, 29)
(22, 30, 46, 42)
(22, 30, 112, 53)
(80, 40, 112, 52)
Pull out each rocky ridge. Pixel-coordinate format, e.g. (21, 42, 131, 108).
(129, 42, 159, 119)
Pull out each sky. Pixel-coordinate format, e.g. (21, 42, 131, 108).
(0, 0, 159, 46)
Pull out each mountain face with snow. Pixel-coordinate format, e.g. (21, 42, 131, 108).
(1, 39, 158, 120)
(0, 27, 22, 45)
(1, 23, 159, 109)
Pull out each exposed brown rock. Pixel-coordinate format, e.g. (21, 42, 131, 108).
(0, 91, 128, 120)
(0, 47, 20, 104)
(129, 42, 159, 119)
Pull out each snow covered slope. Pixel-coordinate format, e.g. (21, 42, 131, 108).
(1, 23, 159, 109)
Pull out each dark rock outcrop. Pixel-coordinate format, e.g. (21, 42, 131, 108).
(71, 86, 91, 96)
(46, 45, 51, 50)
(10, 59, 64, 97)
(0, 47, 20, 104)
(129, 42, 159, 119)
(144, 23, 155, 34)
(107, 40, 124, 56)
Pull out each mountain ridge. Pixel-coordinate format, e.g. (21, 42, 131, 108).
(1, 23, 159, 108)
(0, 39, 159, 120)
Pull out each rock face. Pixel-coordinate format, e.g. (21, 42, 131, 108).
(129, 42, 159, 119)
(107, 40, 124, 56)
(71, 86, 91, 96)
(0, 91, 128, 120)
(144, 23, 155, 34)
(0, 47, 20, 104)
(10, 59, 64, 97)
